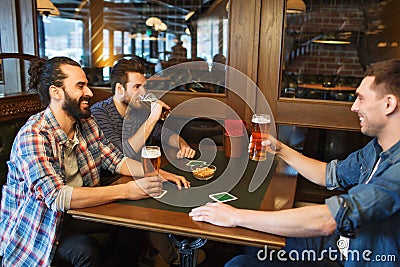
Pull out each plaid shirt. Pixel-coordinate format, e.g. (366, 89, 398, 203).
(0, 107, 125, 266)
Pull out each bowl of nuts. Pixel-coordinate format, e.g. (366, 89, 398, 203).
(191, 164, 217, 180)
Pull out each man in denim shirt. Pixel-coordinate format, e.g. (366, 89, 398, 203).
(189, 58, 400, 266)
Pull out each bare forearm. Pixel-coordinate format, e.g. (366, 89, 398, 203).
(119, 158, 145, 177)
(70, 184, 128, 209)
(235, 205, 336, 237)
(128, 118, 158, 154)
(277, 143, 327, 186)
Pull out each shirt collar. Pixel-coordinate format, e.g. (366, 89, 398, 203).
(376, 138, 400, 162)
(44, 107, 78, 145)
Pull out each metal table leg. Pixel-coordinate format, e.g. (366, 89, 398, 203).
(169, 235, 207, 267)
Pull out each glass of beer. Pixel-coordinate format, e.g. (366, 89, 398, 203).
(248, 114, 271, 161)
(139, 93, 170, 121)
(141, 146, 161, 177)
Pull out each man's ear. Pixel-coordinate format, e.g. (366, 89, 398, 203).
(385, 94, 398, 115)
(49, 85, 62, 100)
(116, 83, 125, 95)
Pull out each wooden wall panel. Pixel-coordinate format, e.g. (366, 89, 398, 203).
(227, 0, 261, 123)
(276, 100, 360, 131)
(257, 0, 285, 119)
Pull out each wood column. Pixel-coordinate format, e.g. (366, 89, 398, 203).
(89, 0, 104, 67)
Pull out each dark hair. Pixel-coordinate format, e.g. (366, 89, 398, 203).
(28, 56, 81, 106)
(364, 58, 400, 98)
(110, 57, 146, 94)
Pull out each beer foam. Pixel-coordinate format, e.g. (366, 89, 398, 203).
(141, 147, 161, 158)
(251, 116, 270, 124)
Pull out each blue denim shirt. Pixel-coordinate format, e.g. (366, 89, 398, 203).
(325, 138, 400, 266)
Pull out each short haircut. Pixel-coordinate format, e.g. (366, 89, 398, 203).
(364, 58, 400, 99)
(110, 57, 146, 94)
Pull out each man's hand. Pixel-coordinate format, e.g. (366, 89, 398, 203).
(149, 100, 170, 121)
(189, 202, 238, 227)
(159, 169, 190, 190)
(261, 134, 282, 154)
(176, 144, 196, 159)
(126, 176, 163, 200)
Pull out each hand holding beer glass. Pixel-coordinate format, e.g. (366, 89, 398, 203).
(139, 93, 171, 121)
(141, 146, 165, 197)
(141, 146, 162, 177)
(249, 114, 271, 161)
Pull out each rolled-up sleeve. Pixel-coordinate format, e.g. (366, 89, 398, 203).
(157, 123, 175, 144)
(325, 157, 364, 237)
(325, 195, 355, 237)
(122, 138, 141, 160)
(326, 160, 340, 190)
(325, 153, 400, 238)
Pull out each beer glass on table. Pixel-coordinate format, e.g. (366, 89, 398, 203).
(139, 93, 170, 121)
(248, 114, 271, 161)
(141, 146, 161, 177)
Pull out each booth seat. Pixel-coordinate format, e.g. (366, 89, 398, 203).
(0, 93, 44, 198)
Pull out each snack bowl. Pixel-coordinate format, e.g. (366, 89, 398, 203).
(191, 164, 216, 180)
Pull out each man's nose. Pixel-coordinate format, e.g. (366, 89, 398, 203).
(84, 86, 93, 98)
(350, 98, 359, 112)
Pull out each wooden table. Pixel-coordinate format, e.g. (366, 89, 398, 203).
(68, 149, 298, 266)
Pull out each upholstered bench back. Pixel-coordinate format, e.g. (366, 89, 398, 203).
(0, 88, 112, 199)
(0, 93, 43, 199)
(0, 118, 31, 191)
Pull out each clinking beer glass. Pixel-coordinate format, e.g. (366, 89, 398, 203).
(139, 93, 170, 121)
(249, 114, 271, 161)
(141, 146, 161, 177)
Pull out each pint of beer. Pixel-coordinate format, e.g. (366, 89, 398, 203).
(248, 114, 271, 161)
(141, 146, 161, 177)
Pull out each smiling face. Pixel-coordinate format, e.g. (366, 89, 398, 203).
(351, 76, 388, 138)
(60, 64, 93, 120)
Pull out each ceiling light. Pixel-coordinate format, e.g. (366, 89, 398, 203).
(287, 0, 306, 14)
(185, 11, 195, 21)
(154, 22, 167, 31)
(145, 17, 162, 27)
(312, 33, 352, 45)
(36, 0, 60, 16)
(313, 39, 351, 45)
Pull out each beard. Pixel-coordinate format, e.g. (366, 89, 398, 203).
(121, 94, 131, 107)
(123, 94, 143, 110)
(62, 90, 91, 120)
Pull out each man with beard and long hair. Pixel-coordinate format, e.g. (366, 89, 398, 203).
(0, 57, 185, 267)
